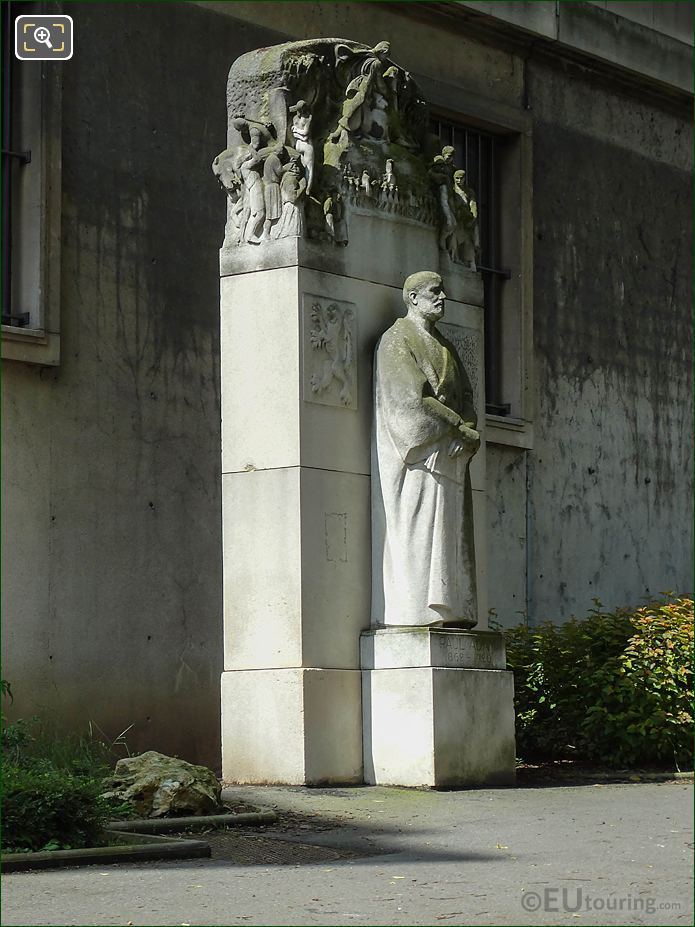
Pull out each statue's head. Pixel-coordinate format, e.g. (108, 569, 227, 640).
(442, 145, 455, 163)
(454, 169, 466, 184)
(289, 99, 310, 118)
(402, 271, 446, 322)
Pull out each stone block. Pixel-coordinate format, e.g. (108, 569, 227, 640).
(220, 267, 301, 475)
(362, 633, 516, 788)
(222, 468, 302, 669)
(222, 467, 370, 670)
(221, 668, 362, 784)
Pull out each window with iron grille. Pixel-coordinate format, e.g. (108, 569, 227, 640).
(1, 0, 61, 365)
(431, 117, 511, 417)
(1, 1, 32, 329)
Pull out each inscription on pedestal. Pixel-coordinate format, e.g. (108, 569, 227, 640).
(430, 631, 500, 669)
(361, 629, 505, 670)
(442, 636, 495, 668)
(303, 294, 357, 410)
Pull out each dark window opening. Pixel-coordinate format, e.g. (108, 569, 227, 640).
(2, 1, 32, 328)
(431, 118, 510, 416)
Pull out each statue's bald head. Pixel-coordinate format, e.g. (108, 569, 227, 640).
(402, 271, 442, 309)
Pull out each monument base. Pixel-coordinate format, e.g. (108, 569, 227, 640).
(361, 628, 516, 788)
(221, 668, 362, 785)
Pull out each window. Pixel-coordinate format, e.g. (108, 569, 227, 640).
(1, 0, 61, 365)
(431, 118, 510, 416)
(427, 90, 533, 447)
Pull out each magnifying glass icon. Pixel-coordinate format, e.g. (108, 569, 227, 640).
(33, 26, 53, 49)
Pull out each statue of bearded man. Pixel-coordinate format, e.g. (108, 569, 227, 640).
(371, 271, 480, 628)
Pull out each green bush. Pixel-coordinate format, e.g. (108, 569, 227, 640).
(1, 710, 135, 852)
(2, 763, 113, 853)
(505, 596, 693, 769)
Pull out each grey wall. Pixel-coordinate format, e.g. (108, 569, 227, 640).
(2, 3, 287, 768)
(587, 1, 694, 44)
(527, 59, 692, 621)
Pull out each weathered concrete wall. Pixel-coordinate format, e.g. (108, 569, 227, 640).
(1, 2, 286, 768)
(525, 59, 692, 622)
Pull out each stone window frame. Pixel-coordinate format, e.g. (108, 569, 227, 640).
(2, 5, 62, 367)
(419, 76, 534, 450)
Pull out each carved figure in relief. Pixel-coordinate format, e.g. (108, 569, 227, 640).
(309, 302, 354, 406)
(382, 159, 396, 191)
(323, 192, 348, 245)
(271, 157, 307, 239)
(429, 145, 459, 258)
(289, 100, 315, 194)
(331, 41, 391, 139)
(239, 151, 266, 243)
(361, 170, 378, 198)
(369, 93, 390, 141)
(453, 169, 480, 268)
(382, 65, 422, 149)
(212, 148, 245, 243)
(262, 150, 284, 239)
(372, 271, 480, 628)
(342, 164, 359, 192)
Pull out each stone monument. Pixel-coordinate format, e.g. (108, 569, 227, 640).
(215, 37, 515, 786)
(365, 270, 515, 787)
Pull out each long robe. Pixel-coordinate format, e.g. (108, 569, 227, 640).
(371, 316, 478, 627)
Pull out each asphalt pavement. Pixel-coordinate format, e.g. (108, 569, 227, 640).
(1, 780, 692, 926)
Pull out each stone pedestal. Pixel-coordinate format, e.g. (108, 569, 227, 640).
(361, 628, 516, 787)
(219, 225, 487, 784)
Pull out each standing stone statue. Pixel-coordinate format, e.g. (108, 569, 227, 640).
(372, 271, 480, 628)
(429, 145, 458, 257)
(271, 157, 307, 239)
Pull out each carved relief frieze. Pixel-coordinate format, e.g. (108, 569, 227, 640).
(214, 38, 485, 252)
(302, 295, 357, 410)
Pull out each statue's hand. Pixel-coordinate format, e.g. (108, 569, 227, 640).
(457, 421, 481, 452)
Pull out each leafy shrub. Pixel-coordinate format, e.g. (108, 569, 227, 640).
(1, 706, 136, 852)
(505, 596, 693, 769)
(2, 763, 113, 853)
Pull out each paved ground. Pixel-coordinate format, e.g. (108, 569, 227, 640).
(2, 780, 692, 926)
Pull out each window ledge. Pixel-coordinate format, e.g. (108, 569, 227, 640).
(2, 325, 60, 365)
(485, 414, 534, 449)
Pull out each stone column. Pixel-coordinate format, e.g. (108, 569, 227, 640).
(215, 38, 511, 785)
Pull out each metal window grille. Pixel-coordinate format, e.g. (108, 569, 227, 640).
(430, 118, 509, 415)
(2, 1, 31, 328)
